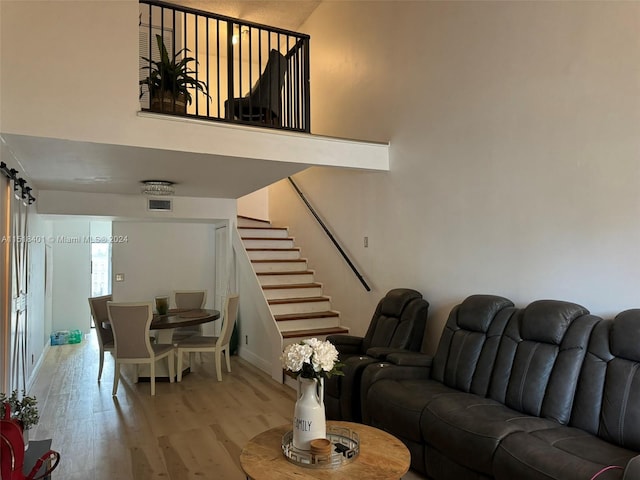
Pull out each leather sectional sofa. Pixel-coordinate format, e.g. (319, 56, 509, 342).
(360, 295, 640, 480)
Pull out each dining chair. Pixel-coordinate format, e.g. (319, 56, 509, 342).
(107, 301, 175, 396)
(172, 290, 207, 340)
(88, 294, 115, 382)
(175, 294, 239, 382)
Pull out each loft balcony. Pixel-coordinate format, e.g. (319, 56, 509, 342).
(139, 0, 310, 132)
(0, 0, 387, 209)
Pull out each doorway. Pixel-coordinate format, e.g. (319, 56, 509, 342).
(89, 221, 112, 327)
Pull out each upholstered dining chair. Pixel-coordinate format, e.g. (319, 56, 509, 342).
(224, 49, 288, 126)
(88, 294, 114, 382)
(107, 301, 175, 396)
(174, 294, 239, 382)
(172, 290, 207, 340)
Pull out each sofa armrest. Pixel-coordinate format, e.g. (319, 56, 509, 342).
(365, 347, 419, 360)
(386, 351, 433, 367)
(624, 455, 640, 480)
(326, 334, 364, 355)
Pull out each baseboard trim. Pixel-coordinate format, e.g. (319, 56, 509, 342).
(238, 347, 272, 376)
(27, 342, 51, 393)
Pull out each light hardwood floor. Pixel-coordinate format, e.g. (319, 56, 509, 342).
(29, 331, 426, 480)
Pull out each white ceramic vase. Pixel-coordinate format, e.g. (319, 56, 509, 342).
(293, 376, 326, 450)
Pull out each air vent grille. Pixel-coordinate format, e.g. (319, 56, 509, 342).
(147, 198, 172, 211)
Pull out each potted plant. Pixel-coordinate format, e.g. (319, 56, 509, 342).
(1, 389, 39, 446)
(139, 34, 210, 114)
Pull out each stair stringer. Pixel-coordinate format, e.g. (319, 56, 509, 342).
(232, 227, 284, 383)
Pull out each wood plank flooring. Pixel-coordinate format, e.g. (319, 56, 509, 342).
(28, 331, 426, 479)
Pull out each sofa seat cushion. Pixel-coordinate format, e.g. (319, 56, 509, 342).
(367, 378, 458, 443)
(422, 393, 560, 475)
(494, 427, 636, 480)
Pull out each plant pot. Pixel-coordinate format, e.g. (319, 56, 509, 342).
(150, 91, 187, 114)
(155, 296, 169, 315)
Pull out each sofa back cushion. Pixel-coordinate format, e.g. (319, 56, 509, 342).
(431, 295, 516, 396)
(488, 300, 600, 425)
(571, 311, 640, 450)
(362, 288, 429, 352)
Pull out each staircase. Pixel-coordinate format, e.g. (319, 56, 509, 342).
(237, 216, 349, 344)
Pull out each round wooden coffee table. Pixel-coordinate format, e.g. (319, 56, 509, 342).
(240, 420, 410, 479)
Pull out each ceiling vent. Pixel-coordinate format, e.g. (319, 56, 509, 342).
(147, 198, 172, 212)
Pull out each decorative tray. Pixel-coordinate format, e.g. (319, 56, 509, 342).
(281, 425, 359, 469)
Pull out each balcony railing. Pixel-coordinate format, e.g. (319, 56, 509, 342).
(139, 0, 310, 132)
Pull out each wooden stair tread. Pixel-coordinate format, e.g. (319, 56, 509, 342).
(275, 310, 339, 321)
(251, 259, 306, 263)
(238, 226, 287, 231)
(257, 270, 313, 276)
(241, 236, 294, 241)
(246, 247, 300, 252)
(282, 327, 349, 339)
(268, 296, 329, 305)
(262, 283, 322, 290)
(237, 215, 271, 225)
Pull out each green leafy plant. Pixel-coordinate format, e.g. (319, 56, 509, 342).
(139, 34, 210, 110)
(0, 389, 40, 430)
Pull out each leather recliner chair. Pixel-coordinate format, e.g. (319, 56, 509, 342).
(324, 288, 429, 422)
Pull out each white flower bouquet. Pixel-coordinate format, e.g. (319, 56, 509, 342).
(281, 338, 343, 380)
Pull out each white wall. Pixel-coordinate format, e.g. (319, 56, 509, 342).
(50, 219, 92, 333)
(270, 1, 640, 353)
(111, 221, 217, 334)
(232, 227, 282, 380)
(237, 188, 269, 221)
(26, 215, 51, 380)
(46, 218, 219, 337)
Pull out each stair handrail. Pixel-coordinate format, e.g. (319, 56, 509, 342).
(287, 177, 371, 292)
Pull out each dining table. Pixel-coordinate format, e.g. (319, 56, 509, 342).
(151, 308, 220, 344)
